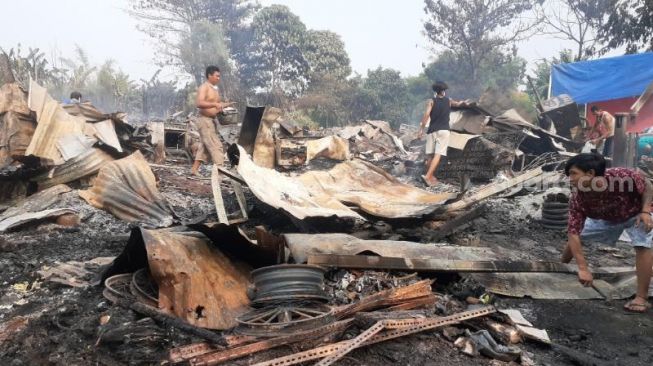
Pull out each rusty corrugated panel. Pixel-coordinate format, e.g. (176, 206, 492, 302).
(305, 136, 350, 163)
(0, 82, 34, 166)
(0, 184, 71, 221)
(33, 147, 114, 190)
(0, 208, 77, 232)
(79, 151, 173, 228)
(238, 144, 453, 220)
(0, 83, 29, 115)
(27, 80, 86, 163)
(1, 111, 36, 165)
(27, 80, 124, 162)
(141, 228, 251, 330)
(299, 159, 455, 219)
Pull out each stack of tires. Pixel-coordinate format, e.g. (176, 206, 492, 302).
(541, 193, 569, 230)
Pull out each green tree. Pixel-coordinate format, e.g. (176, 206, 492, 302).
(141, 70, 182, 118)
(526, 49, 574, 103)
(600, 0, 653, 52)
(362, 67, 410, 127)
(1, 45, 68, 89)
(239, 5, 310, 100)
(302, 30, 351, 84)
(60, 45, 96, 93)
(423, 0, 538, 93)
(179, 20, 232, 87)
(423, 49, 526, 100)
(128, 0, 258, 64)
(405, 74, 432, 122)
(341, 76, 383, 123)
(88, 60, 139, 112)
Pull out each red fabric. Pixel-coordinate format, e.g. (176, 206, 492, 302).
(568, 168, 647, 235)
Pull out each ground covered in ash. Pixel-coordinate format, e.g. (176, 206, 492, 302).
(1, 163, 652, 366)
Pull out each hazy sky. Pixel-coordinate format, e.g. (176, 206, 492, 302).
(0, 0, 614, 82)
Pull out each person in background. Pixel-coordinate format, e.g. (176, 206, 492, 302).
(191, 65, 235, 176)
(589, 106, 615, 158)
(68, 91, 82, 103)
(417, 81, 467, 186)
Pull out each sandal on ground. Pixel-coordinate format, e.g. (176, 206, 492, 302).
(624, 300, 651, 313)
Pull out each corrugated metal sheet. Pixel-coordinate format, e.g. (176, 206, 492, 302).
(0, 184, 71, 221)
(236, 146, 364, 221)
(283, 233, 498, 264)
(300, 159, 454, 219)
(33, 147, 114, 190)
(0, 83, 30, 115)
(0, 208, 76, 232)
(56, 134, 97, 162)
(141, 228, 251, 330)
(79, 151, 173, 228)
(27, 80, 86, 163)
(1, 111, 36, 166)
(237, 145, 453, 220)
(26, 80, 124, 163)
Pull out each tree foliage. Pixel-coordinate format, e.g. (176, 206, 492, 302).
(423, 0, 538, 86)
(239, 5, 310, 99)
(601, 0, 653, 53)
(302, 30, 352, 83)
(423, 49, 526, 100)
(129, 0, 258, 65)
(526, 49, 573, 103)
(60, 46, 97, 92)
(363, 67, 410, 126)
(179, 20, 232, 86)
(536, 0, 613, 61)
(1, 45, 69, 92)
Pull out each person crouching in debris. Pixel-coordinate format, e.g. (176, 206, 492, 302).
(191, 65, 236, 176)
(563, 153, 652, 313)
(418, 81, 467, 186)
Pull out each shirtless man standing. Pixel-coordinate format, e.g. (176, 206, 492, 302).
(191, 65, 235, 175)
(589, 106, 615, 158)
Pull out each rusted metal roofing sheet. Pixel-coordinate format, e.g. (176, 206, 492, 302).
(0, 83, 30, 115)
(0, 208, 77, 232)
(26, 80, 124, 162)
(1, 111, 35, 165)
(33, 147, 114, 190)
(79, 151, 173, 228)
(237, 145, 453, 220)
(0, 184, 71, 221)
(236, 146, 363, 220)
(141, 228, 251, 330)
(299, 159, 455, 219)
(27, 80, 86, 163)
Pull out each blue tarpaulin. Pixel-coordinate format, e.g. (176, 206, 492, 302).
(550, 52, 653, 104)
